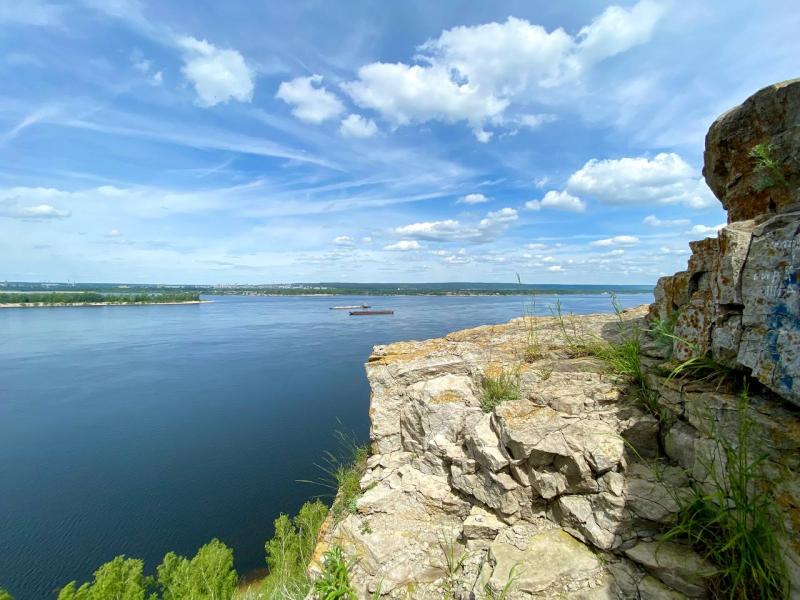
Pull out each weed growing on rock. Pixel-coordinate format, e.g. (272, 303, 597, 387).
(533, 364, 553, 381)
(750, 143, 790, 192)
(313, 546, 357, 600)
(516, 274, 543, 362)
(300, 430, 369, 523)
(481, 564, 520, 600)
(437, 530, 468, 600)
(480, 368, 520, 412)
(664, 388, 788, 599)
(667, 350, 738, 391)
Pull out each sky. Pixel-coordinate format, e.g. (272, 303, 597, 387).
(0, 1, 798, 285)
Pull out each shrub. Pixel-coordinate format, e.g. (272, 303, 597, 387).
(0, 588, 13, 600)
(58, 541, 238, 600)
(158, 539, 237, 600)
(261, 500, 328, 599)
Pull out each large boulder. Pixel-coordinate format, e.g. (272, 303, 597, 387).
(704, 78, 800, 222)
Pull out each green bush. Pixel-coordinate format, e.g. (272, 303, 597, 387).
(0, 588, 13, 600)
(57, 540, 237, 600)
(260, 500, 328, 599)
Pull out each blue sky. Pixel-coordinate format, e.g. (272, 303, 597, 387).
(1, 0, 797, 284)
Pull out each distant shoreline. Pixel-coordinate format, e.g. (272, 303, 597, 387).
(0, 300, 213, 309)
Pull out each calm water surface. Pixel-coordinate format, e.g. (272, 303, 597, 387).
(0, 293, 652, 599)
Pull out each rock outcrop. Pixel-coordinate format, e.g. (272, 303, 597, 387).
(652, 78, 800, 406)
(309, 80, 800, 599)
(310, 308, 800, 598)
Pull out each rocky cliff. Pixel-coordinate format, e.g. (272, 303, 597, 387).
(309, 79, 800, 599)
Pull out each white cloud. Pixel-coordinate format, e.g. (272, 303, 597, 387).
(525, 190, 586, 213)
(459, 193, 488, 205)
(276, 75, 344, 124)
(572, 1, 665, 70)
(395, 219, 462, 240)
(339, 113, 378, 138)
(361, 236, 373, 244)
(690, 223, 725, 236)
(384, 240, 422, 251)
(643, 215, 691, 227)
(566, 153, 716, 209)
(547, 265, 564, 272)
(534, 177, 550, 189)
(517, 113, 558, 130)
(342, 3, 664, 140)
(394, 207, 517, 244)
(333, 235, 355, 246)
(178, 36, 254, 107)
(107, 229, 122, 237)
(0, 197, 71, 220)
(590, 235, 639, 247)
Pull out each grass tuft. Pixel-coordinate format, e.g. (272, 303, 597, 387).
(664, 387, 788, 599)
(313, 546, 357, 600)
(300, 430, 369, 523)
(480, 369, 520, 412)
(437, 530, 468, 600)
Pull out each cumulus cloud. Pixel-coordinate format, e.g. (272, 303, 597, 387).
(384, 240, 422, 251)
(342, 2, 664, 140)
(333, 235, 355, 246)
(643, 215, 691, 227)
(526, 190, 586, 213)
(178, 36, 254, 107)
(547, 265, 564, 272)
(276, 75, 345, 124)
(0, 197, 71, 220)
(690, 223, 725, 236)
(590, 235, 639, 247)
(339, 113, 378, 138)
(566, 153, 716, 209)
(459, 193, 488, 205)
(394, 208, 517, 244)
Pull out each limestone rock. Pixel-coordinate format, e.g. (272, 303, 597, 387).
(488, 527, 604, 595)
(624, 541, 715, 597)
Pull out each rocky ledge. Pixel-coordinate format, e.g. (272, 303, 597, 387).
(310, 307, 799, 598)
(310, 79, 800, 599)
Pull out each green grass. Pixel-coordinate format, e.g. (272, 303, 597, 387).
(313, 546, 357, 600)
(300, 430, 369, 523)
(666, 351, 738, 390)
(517, 274, 543, 363)
(664, 388, 788, 599)
(480, 369, 520, 412)
(437, 530, 468, 600)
